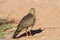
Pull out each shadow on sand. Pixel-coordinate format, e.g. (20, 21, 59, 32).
(16, 28, 43, 39)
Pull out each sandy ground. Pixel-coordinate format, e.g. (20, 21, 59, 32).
(0, 0, 60, 40)
(1, 28, 60, 40)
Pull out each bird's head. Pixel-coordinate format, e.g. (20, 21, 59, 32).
(29, 8, 35, 14)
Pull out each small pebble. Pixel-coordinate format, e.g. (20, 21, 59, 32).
(42, 36, 45, 38)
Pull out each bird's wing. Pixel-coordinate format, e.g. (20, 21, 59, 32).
(17, 13, 35, 28)
(21, 17, 35, 27)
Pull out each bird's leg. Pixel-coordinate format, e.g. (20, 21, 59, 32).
(29, 30, 32, 37)
(29, 26, 33, 37)
(25, 29, 28, 37)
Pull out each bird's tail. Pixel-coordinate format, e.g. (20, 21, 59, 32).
(12, 28, 22, 39)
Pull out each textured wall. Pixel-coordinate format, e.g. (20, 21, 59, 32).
(0, 0, 60, 29)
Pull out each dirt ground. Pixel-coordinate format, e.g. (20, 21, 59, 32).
(0, 0, 60, 40)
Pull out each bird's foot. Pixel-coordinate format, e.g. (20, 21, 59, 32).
(29, 35, 33, 38)
(26, 35, 29, 37)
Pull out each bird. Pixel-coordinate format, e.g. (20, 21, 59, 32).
(12, 8, 36, 39)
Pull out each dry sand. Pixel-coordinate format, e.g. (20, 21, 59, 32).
(0, 0, 60, 40)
